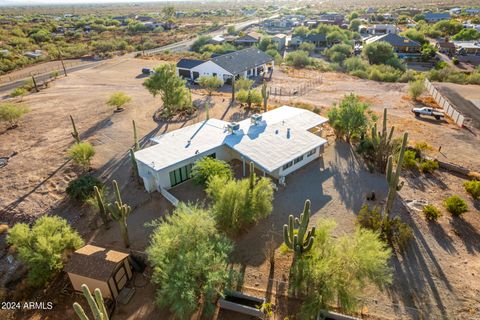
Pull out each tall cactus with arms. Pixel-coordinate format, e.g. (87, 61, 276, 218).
(371, 108, 395, 173)
(107, 180, 131, 247)
(94, 186, 109, 228)
(70, 115, 80, 143)
(283, 199, 315, 255)
(261, 80, 269, 113)
(385, 132, 408, 214)
(73, 284, 109, 320)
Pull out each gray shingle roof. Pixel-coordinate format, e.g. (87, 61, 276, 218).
(176, 59, 206, 69)
(424, 12, 450, 20)
(305, 33, 327, 42)
(211, 47, 274, 75)
(367, 33, 421, 48)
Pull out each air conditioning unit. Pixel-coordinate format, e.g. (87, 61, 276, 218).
(251, 114, 262, 125)
(227, 122, 240, 133)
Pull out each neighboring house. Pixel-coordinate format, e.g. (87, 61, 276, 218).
(305, 33, 328, 48)
(24, 50, 44, 58)
(304, 20, 319, 29)
(424, 12, 451, 23)
(235, 32, 262, 46)
(208, 35, 225, 45)
(176, 47, 274, 83)
(289, 36, 304, 48)
(436, 40, 456, 55)
(272, 34, 287, 49)
(450, 8, 462, 15)
(134, 106, 328, 191)
(367, 24, 398, 35)
(366, 7, 378, 14)
(365, 33, 422, 54)
(454, 41, 480, 55)
(319, 12, 344, 23)
(465, 8, 480, 15)
(64, 245, 132, 300)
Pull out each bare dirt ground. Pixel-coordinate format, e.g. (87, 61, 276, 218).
(1, 58, 480, 320)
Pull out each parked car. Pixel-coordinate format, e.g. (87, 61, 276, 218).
(142, 68, 154, 75)
(412, 107, 444, 120)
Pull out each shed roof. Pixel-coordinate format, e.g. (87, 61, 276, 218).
(135, 106, 328, 174)
(211, 47, 274, 75)
(64, 245, 128, 281)
(176, 59, 206, 69)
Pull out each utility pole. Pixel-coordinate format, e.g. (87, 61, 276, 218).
(31, 75, 38, 92)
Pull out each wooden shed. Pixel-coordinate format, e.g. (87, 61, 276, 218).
(64, 245, 132, 299)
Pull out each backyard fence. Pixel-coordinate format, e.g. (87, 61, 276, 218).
(424, 78, 465, 127)
(269, 75, 323, 97)
(0, 60, 84, 85)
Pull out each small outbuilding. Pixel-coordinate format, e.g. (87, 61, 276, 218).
(64, 245, 132, 299)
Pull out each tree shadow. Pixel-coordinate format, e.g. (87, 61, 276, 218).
(427, 221, 457, 254)
(450, 216, 480, 254)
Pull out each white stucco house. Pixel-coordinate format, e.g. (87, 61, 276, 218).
(134, 106, 328, 192)
(176, 47, 274, 84)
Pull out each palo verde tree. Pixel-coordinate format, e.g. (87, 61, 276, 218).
(7, 216, 84, 286)
(191, 157, 232, 186)
(197, 75, 224, 95)
(292, 219, 392, 317)
(237, 89, 262, 109)
(146, 203, 233, 320)
(107, 180, 132, 248)
(327, 93, 375, 143)
(143, 63, 192, 117)
(107, 91, 131, 111)
(73, 284, 109, 320)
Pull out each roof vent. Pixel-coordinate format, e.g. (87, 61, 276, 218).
(251, 113, 262, 125)
(287, 128, 291, 139)
(227, 122, 240, 134)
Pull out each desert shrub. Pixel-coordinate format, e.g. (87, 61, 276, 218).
(403, 150, 418, 169)
(324, 43, 353, 63)
(0, 103, 30, 128)
(146, 203, 233, 319)
(7, 216, 84, 286)
(466, 71, 480, 85)
(362, 42, 405, 70)
(0, 224, 8, 234)
(207, 172, 274, 235)
(415, 141, 433, 152)
(292, 219, 392, 316)
(408, 80, 425, 100)
(349, 69, 369, 79)
(419, 159, 438, 174)
(366, 64, 403, 82)
(66, 175, 103, 202)
(68, 142, 95, 171)
(285, 50, 312, 68)
(191, 157, 232, 185)
(464, 180, 480, 200)
(423, 204, 442, 222)
(357, 205, 413, 250)
(444, 195, 468, 216)
(344, 56, 368, 72)
(452, 57, 459, 65)
(107, 92, 131, 111)
(197, 75, 223, 95)
(10, 87, 28, 98)
(236, 89, 262, 108)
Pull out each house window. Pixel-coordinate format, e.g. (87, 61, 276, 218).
(169, 164, 193, 187)
(282, 161, 293, 171)
(213, 73, 217, 77)
(307, 148, 316, 157)
(293, 155, 304, 164)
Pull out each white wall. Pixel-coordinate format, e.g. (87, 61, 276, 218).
(190, 61, 232, 82)
(279, 145, 323, 177)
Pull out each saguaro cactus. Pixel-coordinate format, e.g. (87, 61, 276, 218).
(371, 108, 395, 173)
(231, 78, 235, 101)
(385, 132, 408, 214)
(261, 80, 269, 113)
(130, 148, 140, 184)
(249, 161, 256, 190)
(70, 115, 80, 143)
(132, 120, 139, 151)
(283, 199, 316, 255)
(73, 284, 109, 320)
(107, 180, 131, 248)
(94, 186, 109, 228)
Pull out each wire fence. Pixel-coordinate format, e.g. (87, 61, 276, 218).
(268, 75, 323, 97)
(0, 60, 86, 84)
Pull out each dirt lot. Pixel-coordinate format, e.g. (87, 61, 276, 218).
(1, 57, 479, 320)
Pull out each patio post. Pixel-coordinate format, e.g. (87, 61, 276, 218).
(242, 157, 246, 177)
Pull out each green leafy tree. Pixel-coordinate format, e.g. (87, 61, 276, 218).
(236, 89, 262, 108)
(68, 142, 95, 171)
(235, 77, 254, 91)
(107, 92, 131, 111)
(349, 19, 361, 32)
(190, 36, 212, 52)
(327, 94, 374, 142)
(146, 203, 233, 319)
(162, 6, 176, 19)
(324, 43, 353, 63)
(452, 28, 480, 41)
(293, 219, 392, 316)
(197, 75, 224, 95)
(362, 42, 404, 70)
(433, 20, 463, 36)
(143, 63, 192, 117)
(66, 175, 103, 202)
(191, 157, 232, 185)
(258, 37, 272, 51)
(285, 50, 311, 68)
(299, 42, 315, 52)
(207, 163, 274, 235)
(0, 103, 30, 128)
(227, 25, 236, 35)
(401, 29, 427, 44)
(293, 26, 309, 38)
(7, 216, 84, 286)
